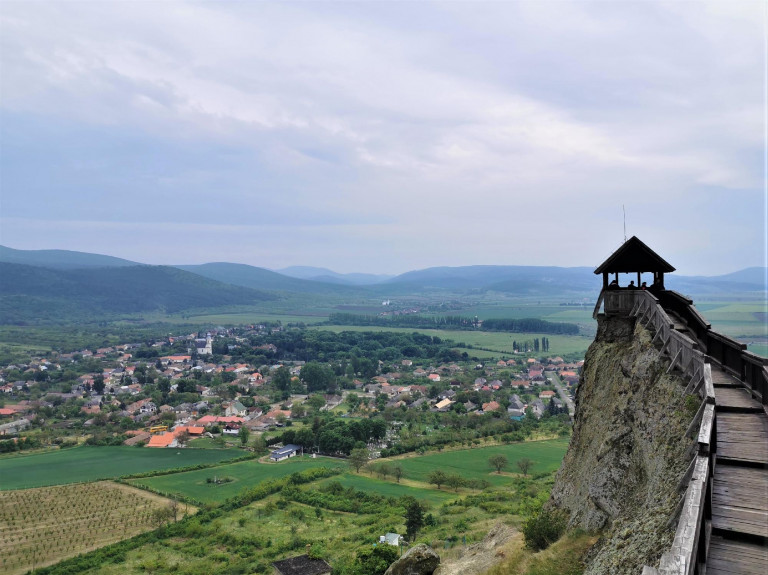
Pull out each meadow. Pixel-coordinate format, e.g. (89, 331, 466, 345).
(315, 473, 456, 506)
(0, 446, 244, 490)
(384, 439, 570, 488)
(131, 440, 569, 505)
(0, 481, 188, 575)
(130, 456, 347, 504)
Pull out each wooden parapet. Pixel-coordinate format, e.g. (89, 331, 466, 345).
(666, 455, 710, 575)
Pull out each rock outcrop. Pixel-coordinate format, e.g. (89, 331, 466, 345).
(433, 522, 517, 575)
(549, 315, 691, 574)
(384, 544, 440, 575)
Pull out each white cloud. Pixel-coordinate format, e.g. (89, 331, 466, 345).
(0, 0, 764, 274)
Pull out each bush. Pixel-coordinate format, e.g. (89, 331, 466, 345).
(522, 508, 567, 551)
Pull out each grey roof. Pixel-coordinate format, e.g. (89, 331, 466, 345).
(272, 555, 331, 575)
(594, 236, 675, 274)
(271, 444, 301, 457)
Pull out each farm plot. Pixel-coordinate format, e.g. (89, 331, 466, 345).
(0, 446, 244, 490)
(0, 481, 191, 575)
(130, 456, 347, 504)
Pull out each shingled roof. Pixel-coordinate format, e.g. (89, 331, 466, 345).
(594, 236, 675, 274)
(272, 555, 331, 575)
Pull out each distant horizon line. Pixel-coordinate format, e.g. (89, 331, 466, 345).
(1, 243, 765, 280)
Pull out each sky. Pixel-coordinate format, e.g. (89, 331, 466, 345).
(1, 0, 766, 275)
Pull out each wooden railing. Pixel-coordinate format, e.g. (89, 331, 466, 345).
(659, 290, 768, 407)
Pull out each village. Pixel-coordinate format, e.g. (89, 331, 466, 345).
(0, 326, 581, 456)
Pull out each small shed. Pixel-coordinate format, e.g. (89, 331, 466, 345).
(272, 555, 331, 575)
(270, 444, 302, 462)
(594, 236, 675, 290)
(380, 532, 402, 546)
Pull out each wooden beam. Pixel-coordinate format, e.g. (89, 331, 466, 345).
(668, 349, 682, 373)
(697, 404, 715, 456)
(685, 397, 707, 438)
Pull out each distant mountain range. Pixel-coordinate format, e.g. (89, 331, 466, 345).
(177, 263, 360, 294)
(276, 266, 393, 286)
(0, 245, 764, 324)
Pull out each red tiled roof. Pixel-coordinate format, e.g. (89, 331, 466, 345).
(147, 433, 176, 447)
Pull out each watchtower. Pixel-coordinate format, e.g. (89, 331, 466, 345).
(594, 236, 675, 291)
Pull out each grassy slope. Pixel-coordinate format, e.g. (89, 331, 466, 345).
(0, 447, 244, 490)
(385, 439, 570, 487)
(130, 457, 347, 504)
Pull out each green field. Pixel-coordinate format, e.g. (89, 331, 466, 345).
(385, 439, 569, 488)
(693, 301, 767, 338)
(317, 473, 456, 506)
(0, 447, 244, 490)
(314, 325, 592, 358)
(165, 312, 330, 325)
(130, 456, 347, 503)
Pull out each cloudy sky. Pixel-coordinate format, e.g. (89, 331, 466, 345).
(1, 1, 765, 275)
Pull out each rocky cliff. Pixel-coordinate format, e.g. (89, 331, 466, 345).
(549, 314, 691, 574)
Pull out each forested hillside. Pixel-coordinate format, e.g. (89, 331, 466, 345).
(0, 263, 277, 324)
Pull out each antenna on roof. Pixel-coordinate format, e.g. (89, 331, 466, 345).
(623, 205, 627, 243)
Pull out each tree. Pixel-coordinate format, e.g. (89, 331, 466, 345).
(346, 392, 361, 412)
(151, 505, 175, 529)
(273, 366, 291, 394)
(393, 465, 403, 483)
(522, 508, 567, 551)
(176, 430, 191, 447)
(301, 362, 335, 393)
(294, 427, 315, 449)
(489, 454, 509, 474)
(355, 544, 399, 575)
(427, 469, 448, 490)
(348, 447, 369, 473)
(445, 473, 466, 492)
(238, 425, 250, 446)
(404, 497, 425, 541)
(157, 378, 171, 394)
(517, 457, 534, 476)
(306, 394, 326, 411)
(92, 375, 105, 395)
(375, 462, 391, 479)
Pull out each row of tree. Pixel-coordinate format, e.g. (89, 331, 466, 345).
(327, 313, 579, 335)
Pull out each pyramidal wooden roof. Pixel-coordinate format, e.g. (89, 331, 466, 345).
(594, 236, 675, 274)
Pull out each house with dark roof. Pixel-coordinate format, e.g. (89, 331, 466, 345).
(270, 444, 302, 462)
(272, 554, 331, 575)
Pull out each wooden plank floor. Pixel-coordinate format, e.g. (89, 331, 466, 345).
(707, 537, 768, 575)
(709, 365, 768, 573)
(716, 387, 763, 411)
(654, 304, 768, 573)
(711, 369, 743, 387)
(716, 413, 768, 465)
(712, 466, 768, 538)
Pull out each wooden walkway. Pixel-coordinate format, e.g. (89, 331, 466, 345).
(706, 362, 768, 574)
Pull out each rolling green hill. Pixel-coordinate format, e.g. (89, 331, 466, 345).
(0, 262, 277, 324)
(0, 245, 139, 269)
(175, 262, 360, 294)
